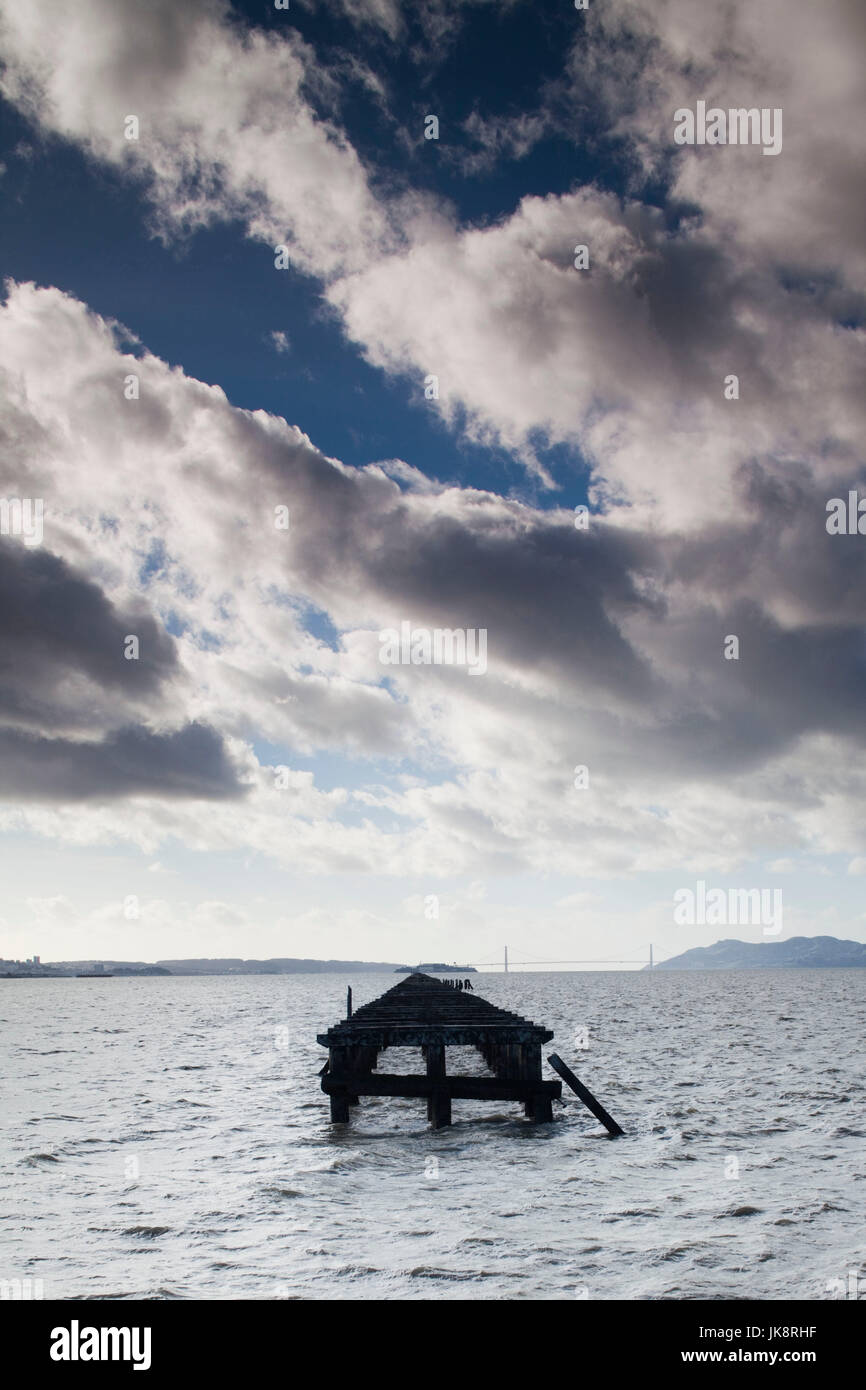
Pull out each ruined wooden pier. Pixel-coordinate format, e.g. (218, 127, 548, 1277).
(318, 972, 561, 1127)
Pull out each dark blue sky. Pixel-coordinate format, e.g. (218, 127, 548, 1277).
(0, 0, 637, 510)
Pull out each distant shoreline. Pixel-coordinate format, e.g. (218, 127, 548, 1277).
(3, 936, 866, 978)
(1, 957, 406, 978)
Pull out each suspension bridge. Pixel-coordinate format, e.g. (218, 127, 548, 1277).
(458, 945, 657, 972)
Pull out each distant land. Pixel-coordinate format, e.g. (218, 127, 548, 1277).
(1, 957, 405, 977)
(156, 958, 403, 975)
(6, 939, 865, 978)
(650, 936, 866, 970)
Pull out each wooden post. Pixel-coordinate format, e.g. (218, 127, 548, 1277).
(330, 1091, 350, 1123)
(421, 1044, 431, 1117)
(523, 1043, 542, 1081)
(329, 1045, 354, 1118)
(426, 1041, 451, 1128)
(347, 986, 352, 1018)
(431, 1088, 452, 1128)
(345, 1043, 380, 1105)
(347, 1052, 360, 1106)
(531, 1093, 553, 1123)
(426, 1042, 445, 1078)
(522, 1042, 542, 1115)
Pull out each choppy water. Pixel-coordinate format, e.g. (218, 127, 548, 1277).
(1, 970, 863, 1300)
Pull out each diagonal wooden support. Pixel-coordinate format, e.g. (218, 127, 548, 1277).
(547, 1053, 624, 1136)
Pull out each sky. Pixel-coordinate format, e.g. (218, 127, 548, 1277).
(0, 0, 864, 969)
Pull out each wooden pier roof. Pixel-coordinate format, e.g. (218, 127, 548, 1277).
(316, 970, 554, 1049)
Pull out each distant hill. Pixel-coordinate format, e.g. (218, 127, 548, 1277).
(650, 936, 866, 970)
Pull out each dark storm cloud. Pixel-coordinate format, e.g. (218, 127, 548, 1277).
(0, 721, 246, 801)
(235, 416, 661, 702)
(635, 599, 866, 781)
(361, 511, 662, 699)
(234, 411, 866, 780)
(0, 540, 179, 734)
(0, 541, 245, 801)
(668, 460, 866, 629)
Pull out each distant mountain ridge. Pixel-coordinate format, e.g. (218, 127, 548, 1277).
(651, 936, 866, 970)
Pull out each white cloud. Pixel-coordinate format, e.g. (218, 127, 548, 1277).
(0, 0, 393, 277)
(1, 281, 864, 889)
(579, 0, 866, 281)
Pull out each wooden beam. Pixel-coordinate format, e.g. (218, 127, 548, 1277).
(317, 1026, 554, 1048)
(547, 1053, 624, 1136)
(323, 1072, 561, 1101)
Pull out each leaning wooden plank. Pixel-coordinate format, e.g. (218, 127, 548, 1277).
(546, 1053, 624, 1136)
